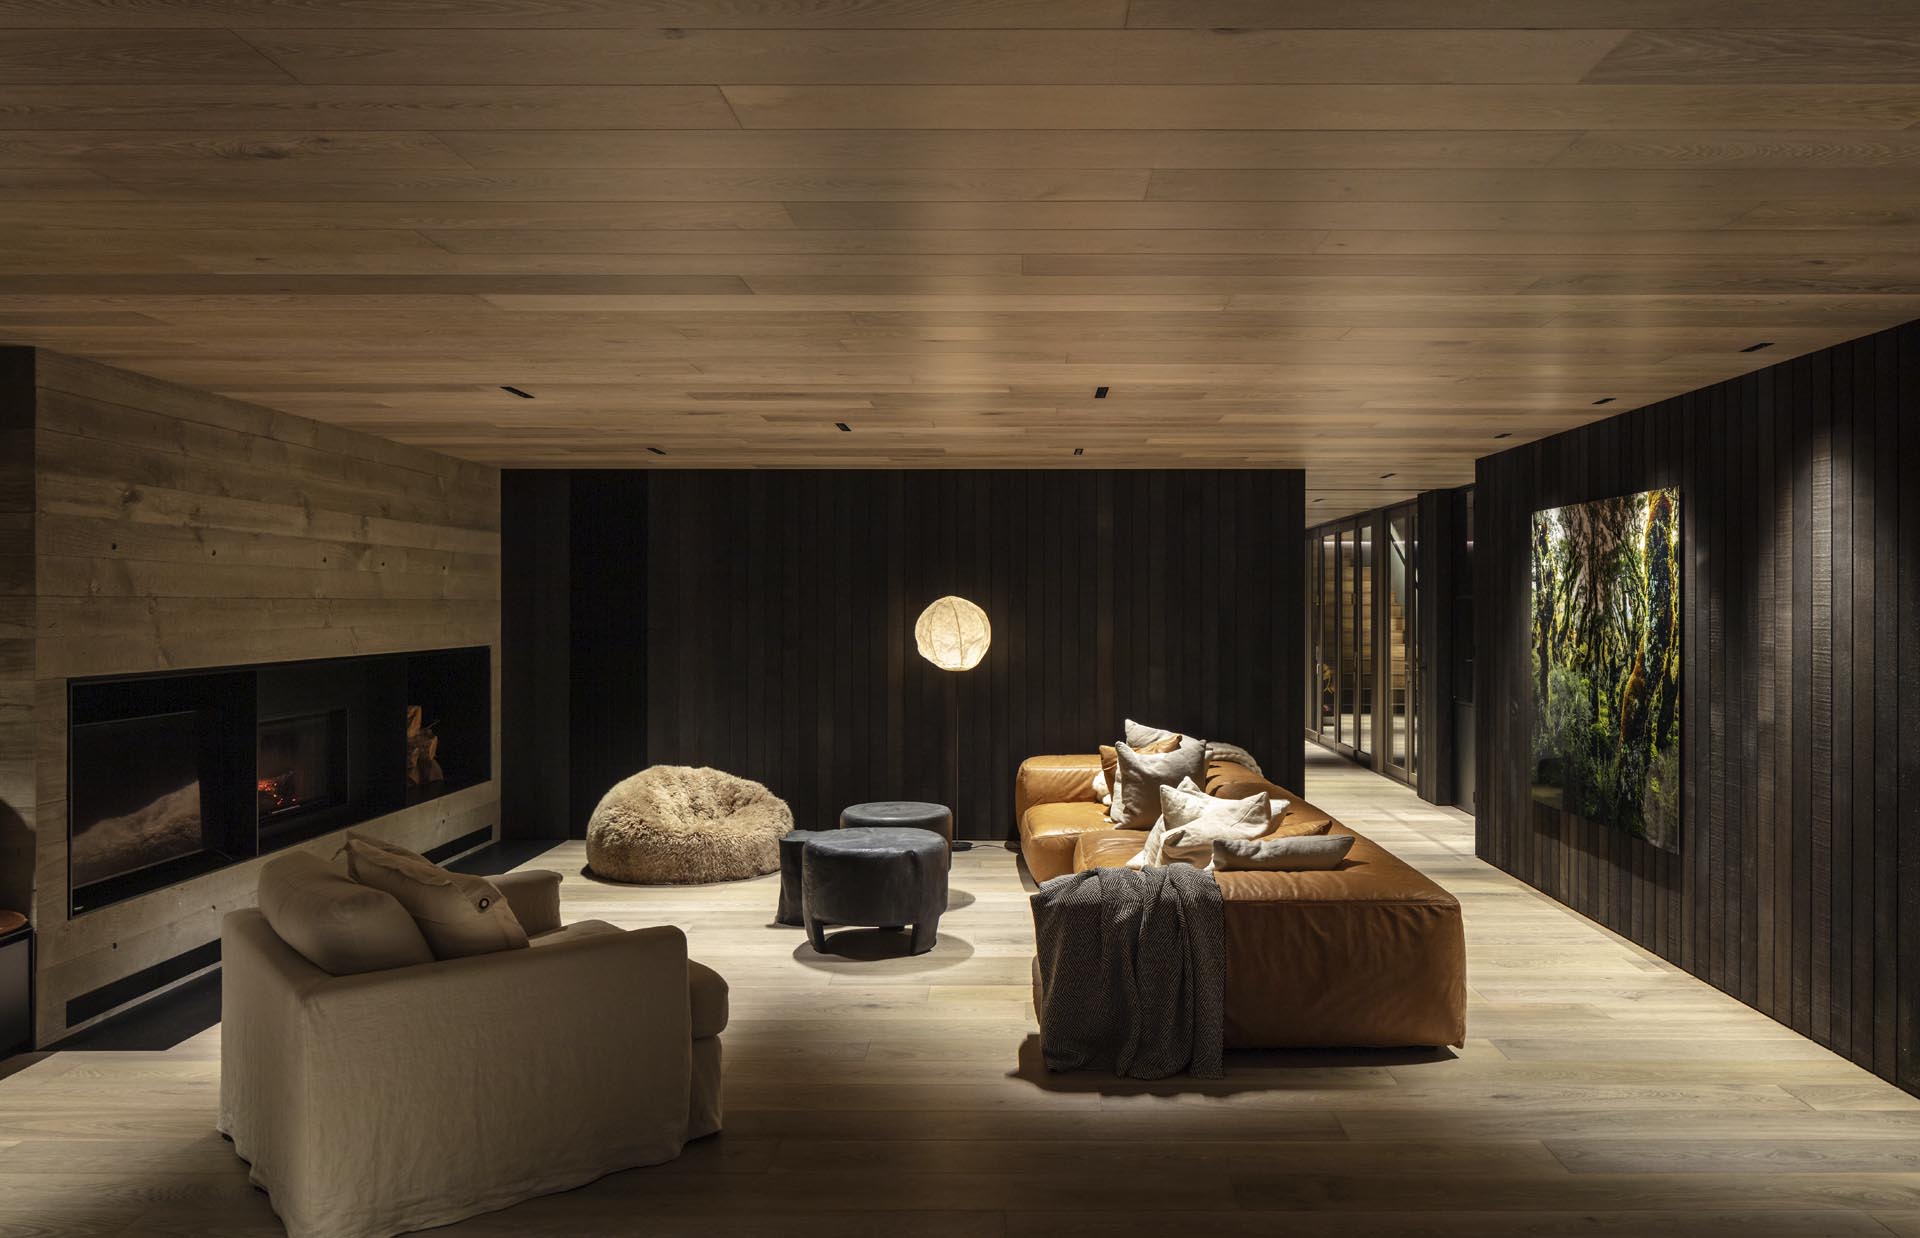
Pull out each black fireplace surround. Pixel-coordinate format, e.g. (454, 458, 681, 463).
(67, 647, 490, 916)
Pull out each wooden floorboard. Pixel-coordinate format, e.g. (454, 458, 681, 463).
(2, 744, 1916, 1237)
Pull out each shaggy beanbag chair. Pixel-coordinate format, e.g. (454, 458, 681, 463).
(586, 766, 793, 884)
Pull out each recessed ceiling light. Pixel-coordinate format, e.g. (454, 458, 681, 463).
(1379, 472, 1395, 479)
(1312, 498, 1325, 504)
(1073, 447, 1084, 456)
(1592, 397, 1616, 405)
(646, 447, 666, 456)
(1740, 341, 1775, 353)
(1493, 432, 1513, 439)
(1093, 386, 1109, 398)
(835, 422, 851, 432)
(500, 385, 534, 399)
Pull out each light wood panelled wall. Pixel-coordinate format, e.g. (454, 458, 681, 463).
(0, 350, 32, 922)
(2, 347, 502, 1047)
(1475, 318, 1920, 1098)
(2, 8, 1920, 513)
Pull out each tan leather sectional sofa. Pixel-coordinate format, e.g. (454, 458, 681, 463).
(1017, 753, 1467, 1049)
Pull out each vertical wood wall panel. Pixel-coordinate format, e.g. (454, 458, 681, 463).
(540, 469, 1303, 841)
(1476, 319, 1920, 1099)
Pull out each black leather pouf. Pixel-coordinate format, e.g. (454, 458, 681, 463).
(801, 827, 949, 956)
(839, 800, 954, 844)
(774, 829, 828, 927)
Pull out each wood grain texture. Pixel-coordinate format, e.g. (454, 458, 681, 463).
(1475, 318, 1920, 1100)
(0, 12, 1914, 514)
(509, 469, 1304, 841)
(11, 349, 501, 1047)
(8, 747, 1920, 1236)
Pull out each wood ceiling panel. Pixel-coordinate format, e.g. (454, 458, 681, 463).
(0, 0, 1130, 28)
(241, 28, 1630, 86)
(437, 129, 1584, 171)
(718, 85, 1920, 130)
(0, 7, 1915, 517)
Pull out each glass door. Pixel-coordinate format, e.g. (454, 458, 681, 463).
(1305, 502, 1423, 784)
(1381, 503, 1419, 784)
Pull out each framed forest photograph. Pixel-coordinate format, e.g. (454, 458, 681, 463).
(1530, 488, 1682, 852)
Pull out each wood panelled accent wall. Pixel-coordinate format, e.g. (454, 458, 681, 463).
(0, 348, 501, 1046)
(1475, 319, 1920, 1096)
(507, 469, 1304, 841)
(0, 352, 33, 923)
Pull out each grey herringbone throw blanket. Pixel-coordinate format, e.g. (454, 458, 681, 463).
(1029, 863, 1226, 1079)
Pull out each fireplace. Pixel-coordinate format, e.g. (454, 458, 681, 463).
(256, 710, 349, 824)
(69, 710, 209, 891)
(68, 647, 490, 915)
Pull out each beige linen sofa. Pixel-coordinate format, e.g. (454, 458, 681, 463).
(219, 851, 727, 1238)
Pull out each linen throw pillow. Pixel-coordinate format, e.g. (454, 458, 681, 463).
(1158, 780, 1271, 866)
(1101, 733, 1182, 822)
(1123, 718, 1179, 749)
(257, 849, 434, 975)
(1111, 736, 1207, 828)
(1213, 833, 1355, 872)
(343, 832, 529, 960)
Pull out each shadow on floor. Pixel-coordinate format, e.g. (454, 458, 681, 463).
(1007, 1033, 1457, 1095)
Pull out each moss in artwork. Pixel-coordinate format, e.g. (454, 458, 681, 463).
(1530, 488, 1682, 851)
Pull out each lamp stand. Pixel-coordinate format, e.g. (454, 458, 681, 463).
(949, 674, 972, 852)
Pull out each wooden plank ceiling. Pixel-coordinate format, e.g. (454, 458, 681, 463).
(3, 2, 1920, 518)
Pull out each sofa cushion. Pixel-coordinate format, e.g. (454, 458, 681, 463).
(1214, 833, 1355, 872)
(1135, 781, 1270, 867)
(689, 959, 730, 1038)
(1123, 718, 1179, 748)
(1111, 737, 1208, 827)
(1072, 828, 1143, 871)
(1099, 734, 1181, 821)
(256, 849, 433, 975)
(344, 833, 530, 960)
(1021, 800, 1115, 883)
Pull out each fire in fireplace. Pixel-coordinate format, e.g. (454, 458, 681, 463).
(256, 710, 349, 823)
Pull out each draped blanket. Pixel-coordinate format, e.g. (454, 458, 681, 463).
(1029, 864, 1226, 1079)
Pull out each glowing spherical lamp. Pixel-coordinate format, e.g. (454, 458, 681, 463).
(914, 595, 991, 672)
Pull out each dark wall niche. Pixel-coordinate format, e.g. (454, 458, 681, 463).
(67, 646, 490, 915)
(1475, 317, 1920, 1099)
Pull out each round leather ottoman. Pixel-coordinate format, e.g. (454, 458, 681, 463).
(801, 827, 949, 956)
(839, 799, 953, 845)
(774, 829, 827, 927)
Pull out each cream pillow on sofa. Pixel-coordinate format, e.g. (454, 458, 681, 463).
(257, 849, 434, 975)
(1128, 778, 1270, 868)
(343, 833, 529, 960)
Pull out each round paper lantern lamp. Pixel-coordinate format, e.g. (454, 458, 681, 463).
(914, 595, 991, 672)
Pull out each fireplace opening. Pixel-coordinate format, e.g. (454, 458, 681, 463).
(256, 710, 349, 825)
(69, 710, 209, 891)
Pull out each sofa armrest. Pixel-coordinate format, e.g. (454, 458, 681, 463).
(491, 868, 563, 936)
(264, 927, 695, 1238)
(1015, 754, 1103, 823)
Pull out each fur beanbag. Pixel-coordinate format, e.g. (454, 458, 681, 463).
(587, 766, 793, 884)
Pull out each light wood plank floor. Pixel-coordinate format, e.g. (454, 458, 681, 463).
(6, 745, 1920, 1237)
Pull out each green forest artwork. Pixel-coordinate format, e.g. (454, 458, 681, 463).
(1531, 488, 1682, 852)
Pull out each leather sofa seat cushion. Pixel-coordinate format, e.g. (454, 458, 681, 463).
(345, 834, 530, 961)
(1074, 828, 1148, 872)
(1021, 800, 1116, 882)
(256, 849, 434, 976)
